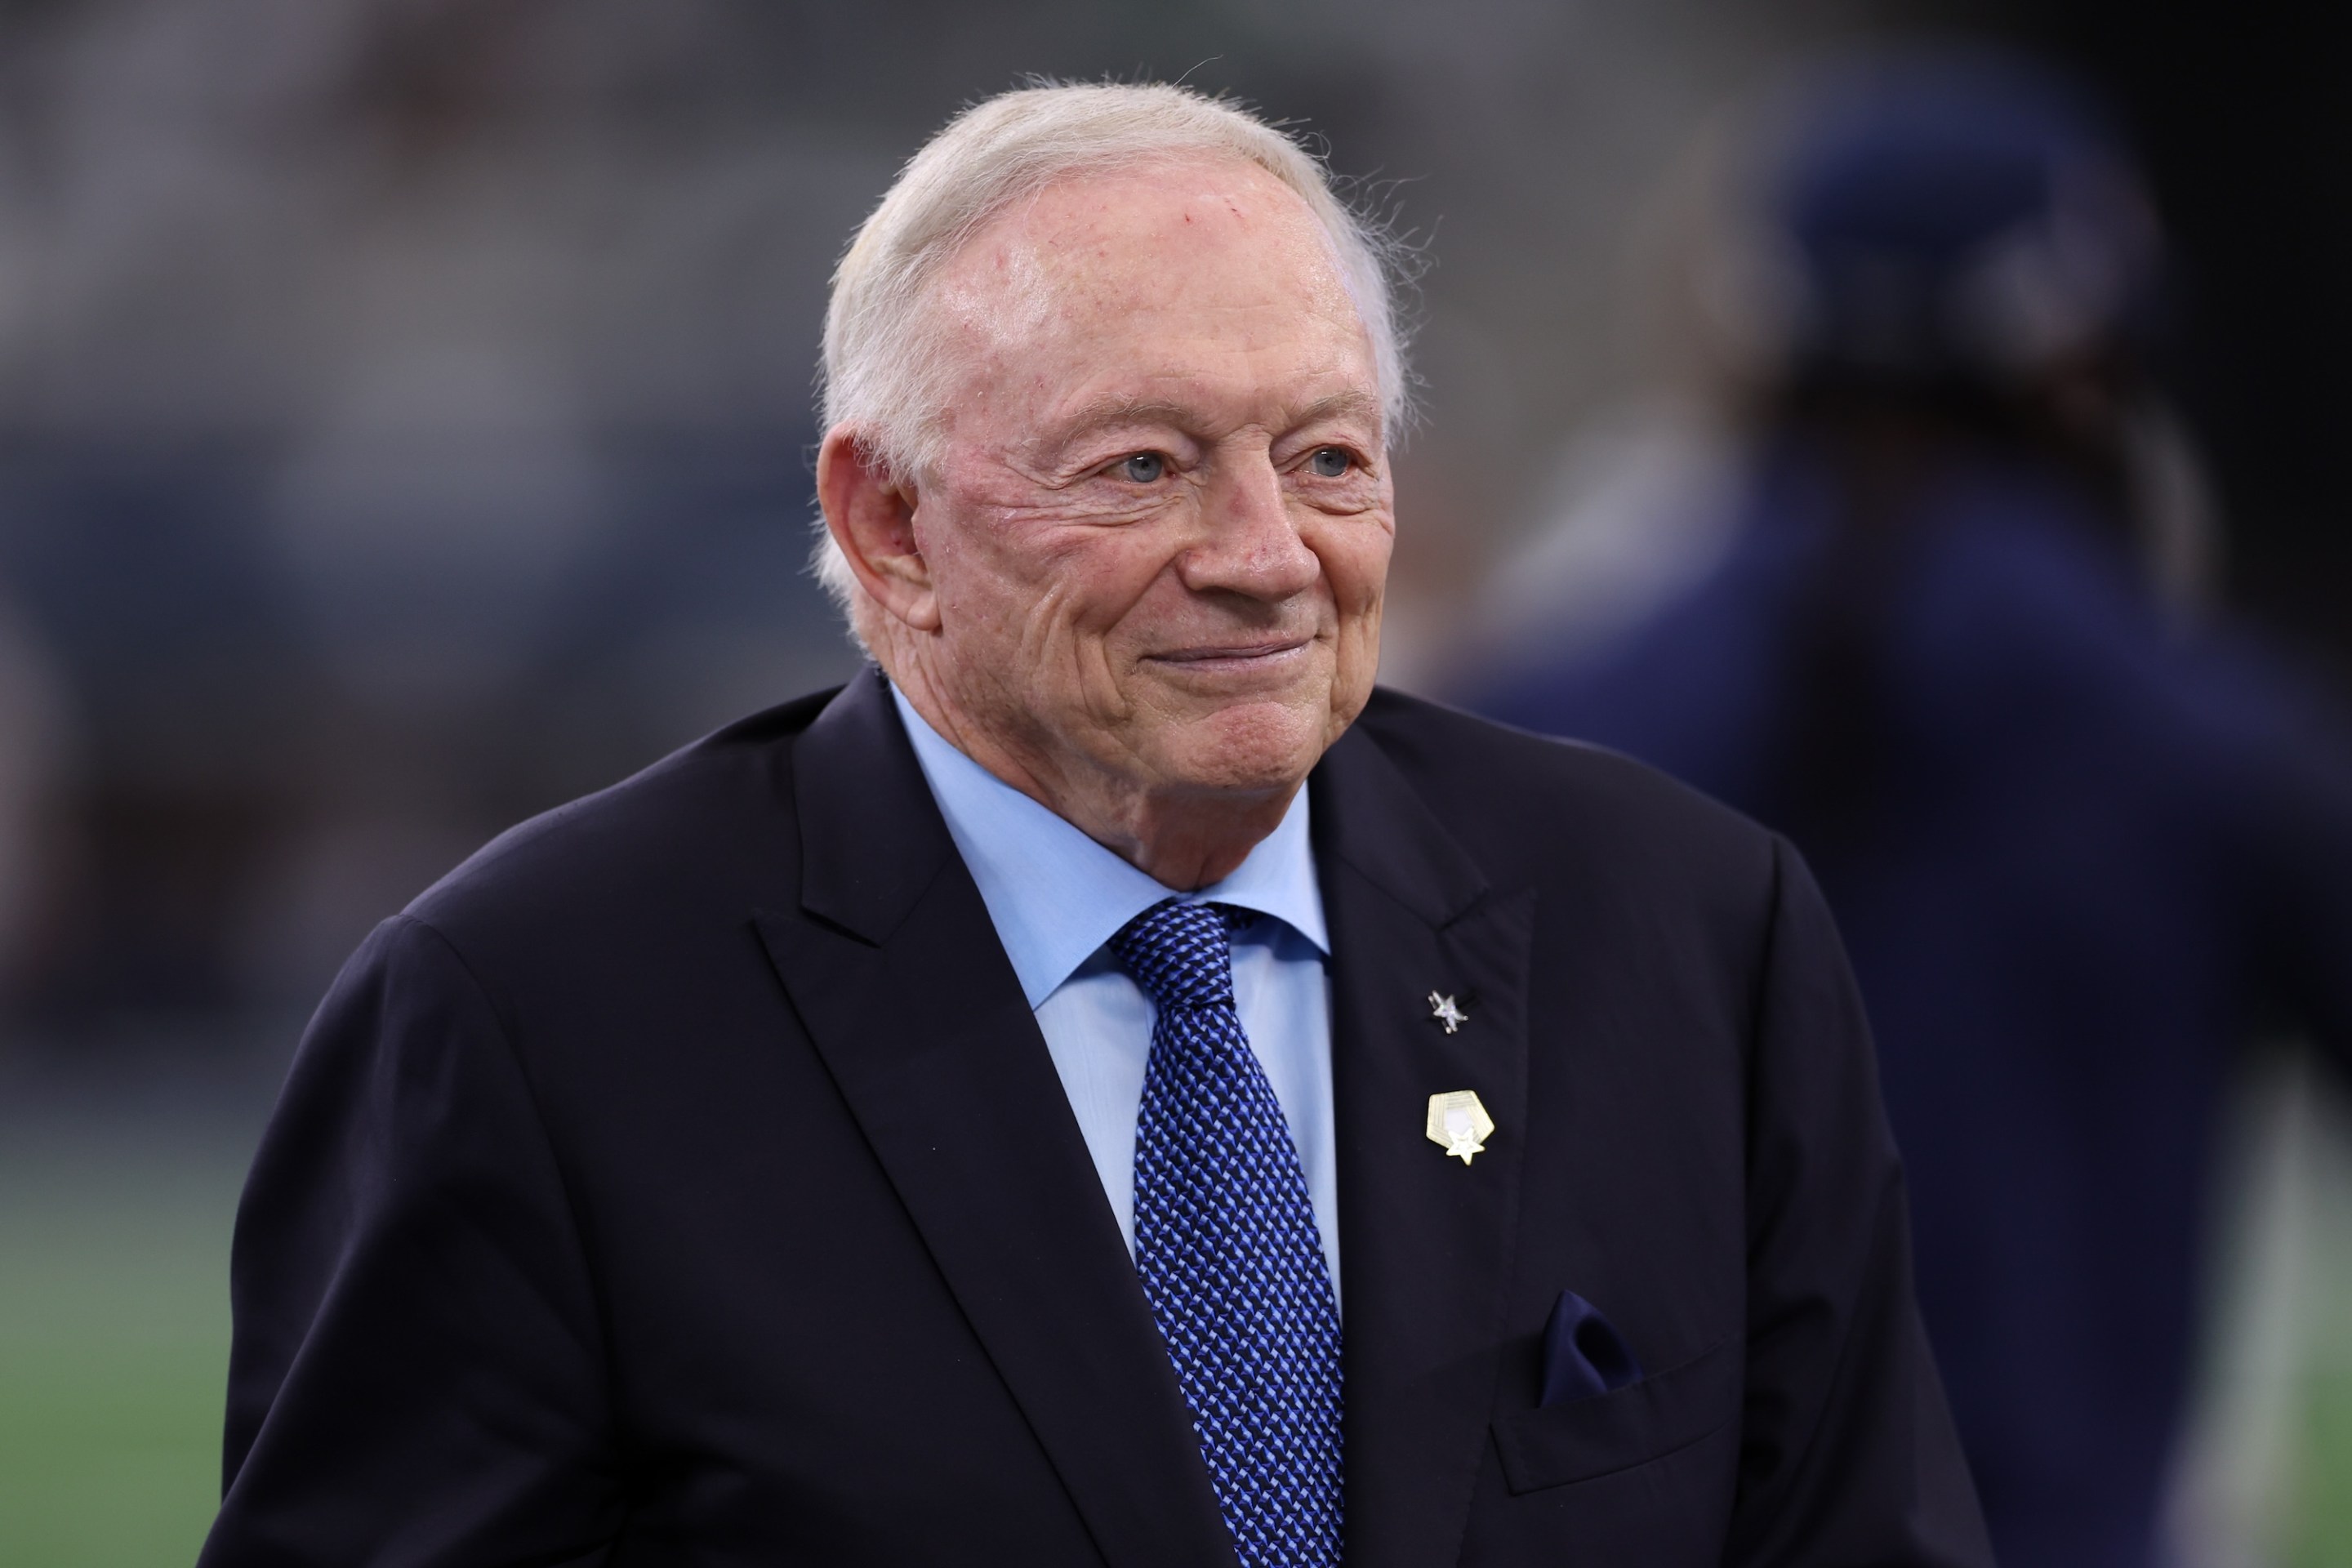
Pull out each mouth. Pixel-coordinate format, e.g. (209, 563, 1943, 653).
(1146, 636, 1314, 673)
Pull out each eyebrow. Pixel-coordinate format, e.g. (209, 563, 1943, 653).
(1045, 387, 1384, 450)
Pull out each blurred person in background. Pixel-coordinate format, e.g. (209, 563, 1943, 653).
(0, 587, 68, 1019)
(1465, 48, 2352, 1568)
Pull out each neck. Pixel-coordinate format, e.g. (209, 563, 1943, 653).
(889, 661, 1294, 892)
(1075, 785, 1297, 891)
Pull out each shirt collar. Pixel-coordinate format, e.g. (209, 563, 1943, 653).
(891, 683, 1329, 1009)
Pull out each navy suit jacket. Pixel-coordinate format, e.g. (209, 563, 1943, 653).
(201, 670, 1991, 1566)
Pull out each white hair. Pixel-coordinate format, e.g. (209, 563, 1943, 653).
(812, 80, 1414, 611)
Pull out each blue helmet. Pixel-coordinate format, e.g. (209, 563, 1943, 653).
(1762, 48, 2161, 387)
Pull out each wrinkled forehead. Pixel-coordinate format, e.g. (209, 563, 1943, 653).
(920, 156, 1374, 407)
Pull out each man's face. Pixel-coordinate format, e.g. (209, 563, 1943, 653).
(904, 156, 1393, 813)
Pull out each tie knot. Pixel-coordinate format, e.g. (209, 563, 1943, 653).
(1109, 898, 1237, 1011)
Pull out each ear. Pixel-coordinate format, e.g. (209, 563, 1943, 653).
(817, 425, 941, 634)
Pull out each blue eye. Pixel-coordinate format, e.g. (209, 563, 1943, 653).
(1309, 448, 1352, 478)
(1120, 452, 1165, 483)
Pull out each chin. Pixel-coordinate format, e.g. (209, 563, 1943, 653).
(1155, 699, 1330, 796)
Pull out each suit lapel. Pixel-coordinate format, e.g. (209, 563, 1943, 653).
(753, 670, 1236, 1568)
(1312, 724, 1536, 1568)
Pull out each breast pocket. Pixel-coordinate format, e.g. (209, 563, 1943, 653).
(1490, 1337, 1741, 1495)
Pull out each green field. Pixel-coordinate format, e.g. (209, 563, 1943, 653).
(0, 1117, 242, 1567)
(2302, 1362, 2352, 1566)
(2289, 1201, 2352, 1566)
(3, 1089, 2350, 1568)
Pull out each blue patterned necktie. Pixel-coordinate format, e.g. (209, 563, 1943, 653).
(1111, 898, 1344, 1568)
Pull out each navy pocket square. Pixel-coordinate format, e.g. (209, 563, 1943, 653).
(1539, 1290, 1644, 1406)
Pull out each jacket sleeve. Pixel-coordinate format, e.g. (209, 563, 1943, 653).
(1723, 840, 1994, 1568)
(199, 915, 624, 1567)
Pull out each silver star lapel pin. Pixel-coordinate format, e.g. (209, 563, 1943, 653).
(1427, 991, 1468, 1035)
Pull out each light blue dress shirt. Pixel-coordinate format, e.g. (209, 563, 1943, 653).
(891, 686, 1341, 1300)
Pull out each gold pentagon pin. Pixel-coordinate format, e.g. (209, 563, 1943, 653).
(1425, 1090, 1494, 1165)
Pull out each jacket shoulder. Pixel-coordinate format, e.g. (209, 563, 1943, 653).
(403, 686, 838, 950)
(1348, 686, 1779, 891)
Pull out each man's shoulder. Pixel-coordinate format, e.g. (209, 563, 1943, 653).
(1344, 685, 1779, 895)
(1349, 685, 1762, 832)
(403, 685, 840, 949)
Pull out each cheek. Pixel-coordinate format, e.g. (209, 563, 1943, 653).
(917, 523, 1023, 642)
(1052, 539, 1172, 632)
(929, 506, 1174, 656)
(1315, 514, 1394, 617)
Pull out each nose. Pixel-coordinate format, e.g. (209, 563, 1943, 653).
(1177, 450, 1321, 603)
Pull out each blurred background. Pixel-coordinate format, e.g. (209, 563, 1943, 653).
(0, 1, 2345, 1564)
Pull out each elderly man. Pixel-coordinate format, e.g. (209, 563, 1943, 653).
(202, 84, 1989, 1567)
